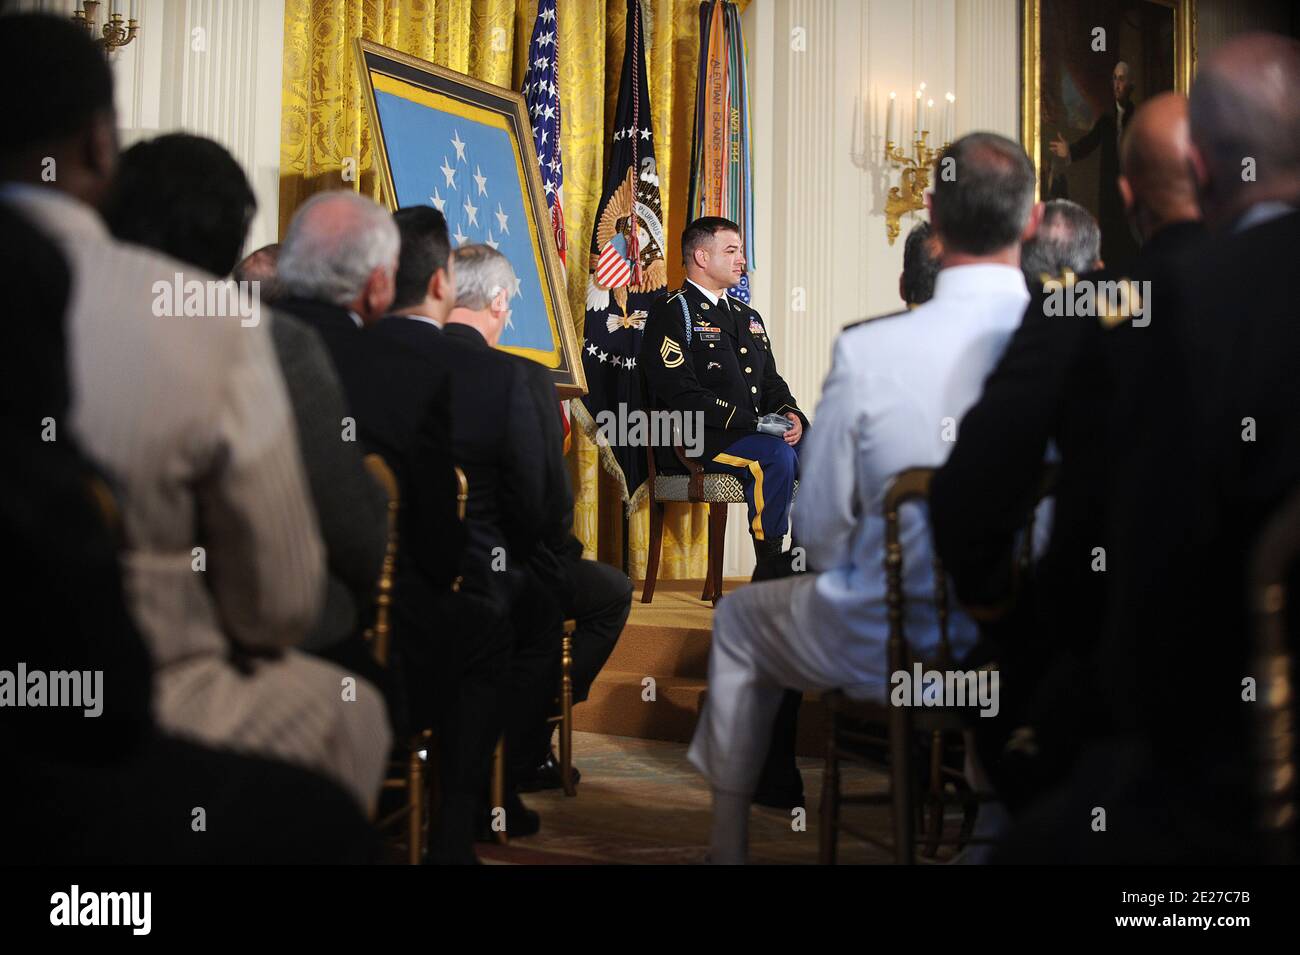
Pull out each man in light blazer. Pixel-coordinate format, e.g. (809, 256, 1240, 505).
(0, 15, 390, 812)
(688, 133, 1042, 863)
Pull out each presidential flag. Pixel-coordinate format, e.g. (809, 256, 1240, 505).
(576, 0, 668, 506)
(521, 0, 572, 450)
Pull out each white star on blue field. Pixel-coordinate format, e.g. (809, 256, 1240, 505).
(374, 90, 550, 351)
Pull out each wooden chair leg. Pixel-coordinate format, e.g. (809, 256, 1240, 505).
(491, 736, 508, 846)
(407, 745, 423, 865)
(560, 633, 575, 797)
(819, 713, 841, 865)
(700, 507, 715, 601)
(706, 502, 728, 605)
(923, 729, 944, 858)
(642, 499, 665, 603)
(890, 705, 916, 865)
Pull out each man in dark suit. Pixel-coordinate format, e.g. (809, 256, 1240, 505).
(931, 92, 1205, 810)
(275, 191, 479, 857)
(371, 232, 555, 856)
(379, 208, 632, 793)
(992, 34, 1300, 862)
(1050, 60, 1139, 271)
(506, 332, 633, 795)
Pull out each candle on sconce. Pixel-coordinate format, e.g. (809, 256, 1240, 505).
(131, 0, 140, 20)
(914, 90, 922, 140)
(945, 92, 955, 144)
(886, 91, 897, 144)
(926, 98, 935, 136)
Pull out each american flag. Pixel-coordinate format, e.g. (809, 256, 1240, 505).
(521, 0, 571, 449)
(522, 0, 565, 265)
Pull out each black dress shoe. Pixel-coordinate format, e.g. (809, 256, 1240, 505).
(476, 793, 541, 841)
(517, 749, 581, 793)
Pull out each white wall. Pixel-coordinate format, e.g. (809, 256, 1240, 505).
(17, 0, 285, 252)
(724, 0, 1018, 577)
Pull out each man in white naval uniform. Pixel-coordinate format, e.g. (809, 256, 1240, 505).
(688, 132, 1042, 862)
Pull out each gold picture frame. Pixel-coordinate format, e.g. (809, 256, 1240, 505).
(1021, 0, 1197, 199)
(354, 38, 586, 398)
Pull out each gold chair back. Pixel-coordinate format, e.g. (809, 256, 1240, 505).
(1248, 484, 1300, 860)
(362, 453, 399, 667)
(452, 465, 467, 592)
(882, 467, 951, 671)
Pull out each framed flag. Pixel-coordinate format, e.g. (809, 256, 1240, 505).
(354, 39, 586, 398)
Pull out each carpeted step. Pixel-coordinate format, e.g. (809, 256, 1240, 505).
(573, 670, 706, 743)
(574, 668, 832, 759)
(574, 580, 836, 758)
(603, 622, 712, 679)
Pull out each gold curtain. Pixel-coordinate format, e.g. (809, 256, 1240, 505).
(280, 0, 750, 578)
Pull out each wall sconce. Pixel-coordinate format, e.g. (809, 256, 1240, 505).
(72, 1, 140, 53)
(883, 85, 954, 245)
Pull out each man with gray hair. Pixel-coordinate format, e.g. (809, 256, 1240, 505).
(1020, 199, 1101, 283)
(372, 240, 555, 861)
(689, 133, 1041, 862)
(932, 93, 1206, 818)
(276, 190, 467, 796)
(987, 35, 1300, 862)
(278, 190, 401, 323)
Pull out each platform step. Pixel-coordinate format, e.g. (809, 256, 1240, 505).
(573, 671, 706, 743)
(603, 622, 713, 679)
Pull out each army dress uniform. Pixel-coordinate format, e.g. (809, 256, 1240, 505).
(640, 279, 808, 548)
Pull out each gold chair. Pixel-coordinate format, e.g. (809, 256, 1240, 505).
(492, 616, 578, 847)
(818, 465, 1057, 864)
(819, 468, 972, 864)
(641, 437, 798, 606)
(1248, 484, 1300, 862)
(547, 619, 578, 797)
(642, 437, 741, 606)
(365, 455, 480, 864)
(362, 453, 427, 865)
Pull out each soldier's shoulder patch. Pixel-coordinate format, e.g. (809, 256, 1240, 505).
(660, 336, 685, 368)
(843, 309, 909, 332)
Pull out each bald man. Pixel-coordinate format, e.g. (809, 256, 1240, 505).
(994, 33, 1300, 863)
(930, 91, 1205, 811)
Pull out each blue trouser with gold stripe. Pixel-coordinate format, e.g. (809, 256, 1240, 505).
(703, 433, 801, 542)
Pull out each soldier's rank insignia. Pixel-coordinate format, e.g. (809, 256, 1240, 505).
(660, 337, 685, 368)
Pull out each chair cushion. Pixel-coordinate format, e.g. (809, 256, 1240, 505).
(653, 474, 799, 504)
(653, 472, 746, 503)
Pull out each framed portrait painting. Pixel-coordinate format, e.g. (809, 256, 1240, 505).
(1022, 0, 1196, 271)
(355, 39, 586, 398)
